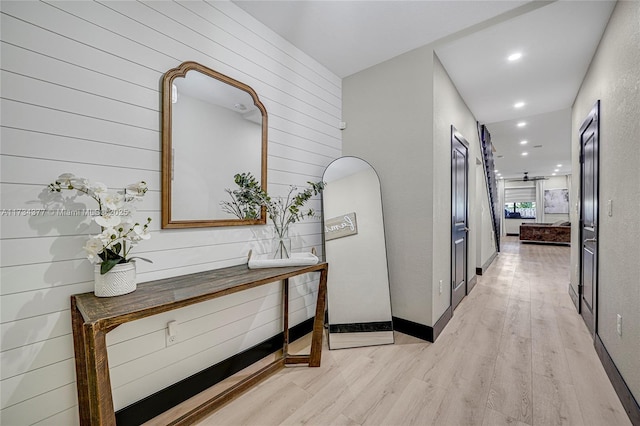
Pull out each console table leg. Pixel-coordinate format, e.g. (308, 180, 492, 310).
(283, 278, 290, 356)
(71, 297, 92, 425)
(309, 267, 328, 367)
(83, 324, 116, 426)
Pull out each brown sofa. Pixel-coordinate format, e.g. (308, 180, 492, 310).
(519, 221, 571, 244)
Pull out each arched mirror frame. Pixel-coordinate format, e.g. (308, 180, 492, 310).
(322, 156, 394, 349)
(161, 61, 268, 228)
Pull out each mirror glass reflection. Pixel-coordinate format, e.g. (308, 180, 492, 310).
(161, 62, 267, 228)
(322, 156, 394, 349)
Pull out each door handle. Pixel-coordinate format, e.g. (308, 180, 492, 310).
(584, 237, 597, 243)
(464, 227, 470, 232)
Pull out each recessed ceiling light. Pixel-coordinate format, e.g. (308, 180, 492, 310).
(508, 52, 523, 62)
(494, 169, 498, 172)
(522, 152, 528, 156)
(517, 122, 527, 127)
(554, 169, 559, 172)
(497, 173, 502, 176)
(557, 164, 562, 167)
(514, 101, 525, 108)
(552, 173, 557, 176)
(520, 140, 528, 145)
(499, 176, 504, 179)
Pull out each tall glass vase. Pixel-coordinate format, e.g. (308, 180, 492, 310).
(272, 227, 291, 259)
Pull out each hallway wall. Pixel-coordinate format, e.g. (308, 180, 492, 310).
(342, 46, 434, 326)
(343, 47, 496, 327)
(433, 53, 491, 323)
(570, 0, 640, 404)
(0, 2, 340, 424)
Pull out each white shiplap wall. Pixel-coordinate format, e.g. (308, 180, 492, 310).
(0, 1, 341, 424)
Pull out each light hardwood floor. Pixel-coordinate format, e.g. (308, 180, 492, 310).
(150, 237, 631, 425)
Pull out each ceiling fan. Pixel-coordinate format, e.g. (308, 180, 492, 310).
(520, 171, 547, 182)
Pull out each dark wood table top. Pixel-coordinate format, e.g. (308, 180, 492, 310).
(73, 262, 328, 330)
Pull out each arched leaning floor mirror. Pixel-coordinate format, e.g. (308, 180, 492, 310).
(322, 156, 394, 349)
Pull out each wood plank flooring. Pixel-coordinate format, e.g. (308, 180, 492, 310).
(149, 237, 631, 425)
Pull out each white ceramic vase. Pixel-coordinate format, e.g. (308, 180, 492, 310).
(94, 262, 136, 297)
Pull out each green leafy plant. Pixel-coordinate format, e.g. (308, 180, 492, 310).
(220, 173, 265, 220)
(221, 172, 325, 257)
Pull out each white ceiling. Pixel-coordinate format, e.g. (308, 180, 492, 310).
(233, 0, 530, 78)
(232, 0, 616, 179)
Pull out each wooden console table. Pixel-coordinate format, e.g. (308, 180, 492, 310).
(71, 262, 328, 426)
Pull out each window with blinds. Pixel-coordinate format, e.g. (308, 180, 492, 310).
(504, 186, 535, 203)
(504, 187, 536, 218)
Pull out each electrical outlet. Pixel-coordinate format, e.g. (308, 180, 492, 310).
(616, 314, 622, 336)
(166, 320, 178, 346)
(607, 199, 613, 217)
(439, 280, 443, 294)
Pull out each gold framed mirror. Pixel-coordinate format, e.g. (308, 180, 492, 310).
(161, 61, 268, 228)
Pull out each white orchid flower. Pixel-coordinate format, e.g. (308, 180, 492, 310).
(95, 213, 122, 228)
(133, 224, 151, 240)
(127, 181, 148, 196)
(90, 182, 108, 196)
(57, 173, 76, 188)
(100, 192, 124, 210)
(58, 173, 75, 179)
(83, 236, 104, 263)
(48, 173, 153, 267)
(73, 177, 89, 189)
(99, 228, 119, 246)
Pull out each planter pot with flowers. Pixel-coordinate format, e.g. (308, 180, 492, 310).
(48, 173, 152, 297)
